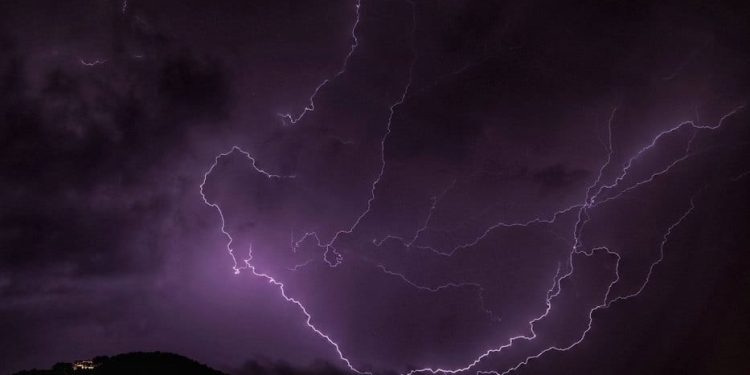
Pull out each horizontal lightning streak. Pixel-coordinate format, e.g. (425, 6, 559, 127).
(378, 264, 482, 293)
(79, 58, 107, 67)
(288, 259, 315, 271)
(732, 170, 750, 181)
(377, 263, 502, 322)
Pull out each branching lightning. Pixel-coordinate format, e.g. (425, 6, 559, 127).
(376, 263, 503, 322)
(400, 105, 744, 375)
(289, 0, 419, 268)
(201, 0, 417, 370)
(277, 0, 363, 125)
(198, 0, 748, 373)
(239, 246, 367, 373)
(199, 148, 365, 373)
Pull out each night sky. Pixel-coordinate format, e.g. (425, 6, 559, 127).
(2, 0, 750, 374)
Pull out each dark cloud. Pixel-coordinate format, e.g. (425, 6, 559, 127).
(2, 1, 750, 375)
(0, 13, 242, 372)
(0, 42, 233, 276)
(159, 53, 232, 120)
(532, 164, 589, 194)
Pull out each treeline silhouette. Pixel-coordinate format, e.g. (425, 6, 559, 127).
(10, 352, 228, 375)
(10, 352, 401, 375)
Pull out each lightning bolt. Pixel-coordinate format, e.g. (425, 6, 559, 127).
(79, 58, 107, 67)
(480, 201, 696, 375)
(239, 246, 368, 374)
(376, 263, 503, 323)
(199, 148, 366, 373)
(201, 0, 417, 370)
(200, 146, 296, 274)
(372, 180, 457, 248)
(198, 0, 748, 372)
(287, 258, 315, 271)
(732, 170, 750, 181)
(289, 0, 419, 268)
(400, 104, 743, 374)
(277, 0, 362, 125)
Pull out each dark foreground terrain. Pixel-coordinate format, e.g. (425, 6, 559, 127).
(11, 352, 228, 375)
(9, 351, 359, 375)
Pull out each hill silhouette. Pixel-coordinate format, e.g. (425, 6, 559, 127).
(10, 352, 228, 375)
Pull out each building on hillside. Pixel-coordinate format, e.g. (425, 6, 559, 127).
(73, 360, 95, 370)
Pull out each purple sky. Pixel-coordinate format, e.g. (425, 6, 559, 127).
(2, 1, 750, 374)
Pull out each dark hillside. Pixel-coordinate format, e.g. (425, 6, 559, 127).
(10, 352, 228, 375)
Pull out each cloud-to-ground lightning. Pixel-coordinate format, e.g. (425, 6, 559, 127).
(199, 0, 748, 373)
(3, 1, 748, 374)
(397, 105, 744, 374)
(199, 148, 367, 373)
(201, 0, 418, 370)
(238, 246, 368, 374)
